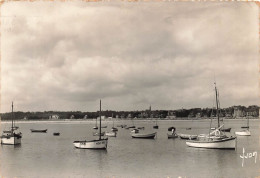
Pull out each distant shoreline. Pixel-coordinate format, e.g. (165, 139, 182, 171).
(1, 117, 259, 124)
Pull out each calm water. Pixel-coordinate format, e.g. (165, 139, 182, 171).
(0, 119, 259, 178)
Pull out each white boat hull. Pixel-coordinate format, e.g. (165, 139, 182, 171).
(179, 134, 198, 140)
(186, 137, 236, 149)
(235, 130, 251, 136)
(105, 132, 117, 137)
(73, 139, 108, 149)
(1, 136, 21, 145)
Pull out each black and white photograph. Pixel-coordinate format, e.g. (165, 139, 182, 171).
(0, 1, 259, 177)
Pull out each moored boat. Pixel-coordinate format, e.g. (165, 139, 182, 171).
(220, 127, 231, 132)
(53, 132, 60, 136)
(73, 100, 108, 149)
(186, 136, 236, 149)
(235, 130, 251, 136)
(30, 129, 47, 133)
(93, 132, 105, 136)
(179, 134, 198, 140)
(105, 131, 117, 137)
(1, 102, 22, 145)
(235, 117, 251, 136)
(131, 129, 139, 133)
(131, 132, 156, 139)
(125, 126, 135, 129)
(167, 133, 178, 139)
(186, 83, 237, 149)
(111, 115, 118, 132)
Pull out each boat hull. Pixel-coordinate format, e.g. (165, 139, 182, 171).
(131, 132, 156, 139)
(93, 132, 105, 136)
(105, 132, 117, 137)
(235, 130, 251, 136)
(167, 133, 178, 139)
(186, 137, 236, 149)
(179, 134, 198, 140)
(30, 129, 47, 133)
(73, 139, 108, 149)
(220, 128, 231, 132)
(1, 135, 21, 145)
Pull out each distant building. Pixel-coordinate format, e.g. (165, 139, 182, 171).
(49, 115, 59, 120)
(233, 106, 246, 117)
(97, 116, 106, 120)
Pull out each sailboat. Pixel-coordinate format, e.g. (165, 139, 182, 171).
(93, 117, 98, 130)
(73, 100, 108, 149)
(153, 117, 159, 129)
(105, 114, 118, 137)
(1, 102, 22, 145)
(125, 117, 135, 129)
(186, 83, 237, 149)
(235, 116, 251, 136)
(111, 114, 118, 132)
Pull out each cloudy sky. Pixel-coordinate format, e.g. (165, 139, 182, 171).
(1, 2, 258, 112)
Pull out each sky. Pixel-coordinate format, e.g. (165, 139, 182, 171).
(1, 1, 259, 112)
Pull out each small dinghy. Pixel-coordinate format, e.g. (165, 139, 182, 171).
(53, 132, 60, 136)
(167, 133, 178, 139)
(105, 131, 117, 137)
(93, 132, 105, 136)
(131, 129, 139, 133)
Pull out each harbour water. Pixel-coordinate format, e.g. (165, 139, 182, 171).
(1, 119, 259, 178)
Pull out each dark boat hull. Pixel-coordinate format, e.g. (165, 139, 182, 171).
(220, 128, 231, 132)
(30, 129, 47, 133)
(131, 132, 156, 139)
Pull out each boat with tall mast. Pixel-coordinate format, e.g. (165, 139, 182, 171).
(93, 117, 98, 130)
(73, 100, 108, 149)
(1, 102, 22, 145)
(111, 113, 118, 132)
(186, 83, 237, 149)
(235, 116, 251, 136)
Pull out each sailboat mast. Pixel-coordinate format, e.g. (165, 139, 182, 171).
(99, 100, 101, 140)
(11, 102, 14, 132)
(247, 116, 249, 129)
(214, 83, 220, 128)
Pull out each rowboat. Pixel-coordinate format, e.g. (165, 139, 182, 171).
(30, 129, 47, 133)
(131, 132, 156, 139)
(179, 134, 198, 140)
(53, 132, 60, 136)
(167, 133, 178, 139)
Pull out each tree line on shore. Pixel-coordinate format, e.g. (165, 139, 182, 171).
(1, 105, 259, 120)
